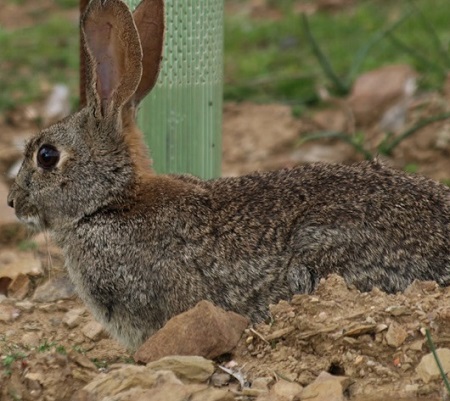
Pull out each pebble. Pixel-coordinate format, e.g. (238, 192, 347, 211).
(8, 273, 30, 300)
(385, 305, 410, 316)
(385, 322, 408, 348)
(270, 379, 303, 400)
(211, 372, 231, 387)
(252, 377, 272, 392)
(49, 317, 62, 327)
(38, 303, 59, 312)
(81, 321, 106, 341)
(242, 387, 267, 397)
(15, 300, 35, 312)
(301, 371, 351, 401)
(63, 308, 85, 328)
(146, 355, 215, 383)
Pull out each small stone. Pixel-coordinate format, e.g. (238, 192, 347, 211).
(135, 300, 248, 363)
(8, 273, 30, 300)
(33, 275, 75, 302)
(211, 372, 231, 387)
(21, 332, 41, 347)
(63, 308, 85, 328)
(385, 305, 410, 316)
(416, 348, 450, 383)
(38, 303, 58, 312)
(81, 320, 106, 341)
(190, 387, 234, 401)
(49, 317, 62, 327)
(385, 322, 408, 348)
(146, 355, 215, 383)
(15, 300, 35, 312)
(252, 377, 272, 392)
(0, 304, 20, 322)
(242, 387, 267, 397)
(270, 379, 303, 400)
(24, 372, 44, 392)
(375, 324, 388, 333)
(409, 339, 424, 351)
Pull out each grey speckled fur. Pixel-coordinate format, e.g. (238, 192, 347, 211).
(7, 0, 450, 350)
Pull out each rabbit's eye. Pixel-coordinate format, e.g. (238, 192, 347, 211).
(37, 145, 60, 170)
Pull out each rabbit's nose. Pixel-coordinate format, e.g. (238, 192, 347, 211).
(7, 192, 15, 208)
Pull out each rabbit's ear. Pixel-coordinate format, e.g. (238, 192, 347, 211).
(82, 0, 143, 118)
(132, 0, 165, 106)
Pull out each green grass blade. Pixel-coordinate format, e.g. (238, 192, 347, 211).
(425, 329, 450, 395)
(301, 14, 349, 95)
(299, 131, 373, 159)
(407, 0, 450, 66)
(382, 112, 450, 155)
(346, 11, 412, 85)
(387, 33, 447, 75)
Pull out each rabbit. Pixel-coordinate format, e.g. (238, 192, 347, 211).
(7, 0, 450, 351)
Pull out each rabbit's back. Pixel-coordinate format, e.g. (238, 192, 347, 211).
(200, 160, 450, 292)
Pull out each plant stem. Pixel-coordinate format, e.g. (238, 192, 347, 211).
(425, 328, 450, 395)
(347, 11, 412, 84)
(407, 0, 450, 66)
(383, 112, 450, 155)
(299, 131, 373, 160)
(301, 14, 349, 95)
(387, 33, 447, 75)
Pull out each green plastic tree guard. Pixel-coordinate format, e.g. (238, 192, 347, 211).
(126, 0, 223, 179)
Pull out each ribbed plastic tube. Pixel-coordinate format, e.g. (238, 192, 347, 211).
(126, 0, 223, 179)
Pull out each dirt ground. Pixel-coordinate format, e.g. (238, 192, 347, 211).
(1, 0, 450, 400)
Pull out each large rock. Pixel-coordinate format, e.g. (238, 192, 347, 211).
(134, 300, 248, 363)
(416, 348, 450, 383)
(348, 64, 417, 130)
(75, 364, 232, 401)
(300, 372, 351, 401)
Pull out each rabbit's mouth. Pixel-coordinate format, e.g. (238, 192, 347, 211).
(7, 185, 43, 231)
(12, 202, 42, 231)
